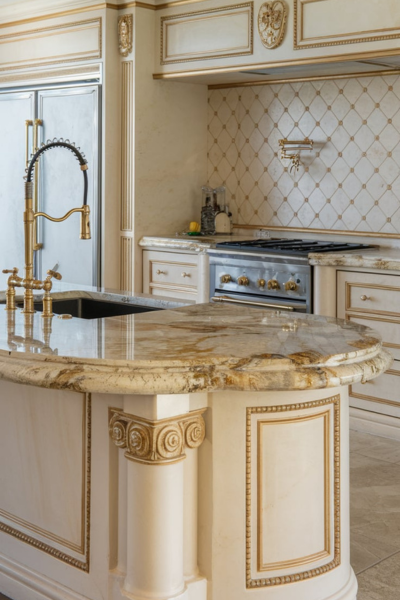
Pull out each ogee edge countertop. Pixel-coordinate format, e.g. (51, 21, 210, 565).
(0, 303, 392, 395)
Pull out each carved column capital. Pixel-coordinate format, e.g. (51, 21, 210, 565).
(109, 408, 206, 465)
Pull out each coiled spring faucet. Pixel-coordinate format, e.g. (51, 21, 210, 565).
(3, 139, 91, 318)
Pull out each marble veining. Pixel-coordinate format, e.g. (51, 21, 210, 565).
(0, 303, 392, 395)
(309, 247, 400, 270)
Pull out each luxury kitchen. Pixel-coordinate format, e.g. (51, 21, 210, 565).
(0, 1, 400, 600)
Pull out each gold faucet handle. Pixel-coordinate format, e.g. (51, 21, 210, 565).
(2, 268, 19, 276)
(47, 269, 62, 281)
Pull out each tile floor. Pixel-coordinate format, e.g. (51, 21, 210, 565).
(0, 430, 399, 600)
(351, 430, 400, 600)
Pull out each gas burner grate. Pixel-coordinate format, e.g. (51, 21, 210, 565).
(215, 239, 376, 256)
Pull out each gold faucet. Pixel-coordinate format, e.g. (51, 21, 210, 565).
(3, 139, 91, 318)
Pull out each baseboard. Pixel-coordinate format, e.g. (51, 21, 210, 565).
(350, 407, 400, 440)
(0, 551, 88, 600)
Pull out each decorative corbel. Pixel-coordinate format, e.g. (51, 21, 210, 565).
(118, 14, 133, 57)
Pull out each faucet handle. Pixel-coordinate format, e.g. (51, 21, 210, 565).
(2, 268, 19, 275)
(47, 269, 62, 281)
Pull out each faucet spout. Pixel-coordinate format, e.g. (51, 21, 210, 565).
(3, 138, 90, 318)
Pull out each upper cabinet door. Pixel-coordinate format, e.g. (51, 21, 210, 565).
(0, 91, 35, 290)
(37, 86, 100, 286)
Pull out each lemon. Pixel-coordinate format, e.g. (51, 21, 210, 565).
(189, 221, 201, 232)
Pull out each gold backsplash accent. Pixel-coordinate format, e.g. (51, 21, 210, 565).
(208, 74, 400, 236)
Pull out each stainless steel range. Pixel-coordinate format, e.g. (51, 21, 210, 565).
(208, 239, 375, 313)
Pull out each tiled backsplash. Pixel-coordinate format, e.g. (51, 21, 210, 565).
(207, 75, 400, 236)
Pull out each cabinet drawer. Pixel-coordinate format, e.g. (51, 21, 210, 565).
(143, 250, 199, 300)
(150, 259, 198, 288)
(350, 370, 400, 408)
(337, 271, 400, 318)
(346, 314, 400, 362)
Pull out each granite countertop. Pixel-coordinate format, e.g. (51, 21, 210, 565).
(139, 234, 250, 252)
(308, 247, 400, 270)
(0, 303, 391, 395)
(140, 235, 400, 271)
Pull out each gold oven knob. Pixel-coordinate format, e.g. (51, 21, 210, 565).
(220, 274, 232, 284)
(285, 280, 298, 292)
(267, 279, 280, 290)
(258, 279, 266, 288)
(237, 276, 249, 286)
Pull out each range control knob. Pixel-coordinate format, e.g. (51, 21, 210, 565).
(237, 276, 249, 287)
(258, 279, 266, 288)
(267, 279, 280, 290)
(220, 274, 232, 284)
(285, 280, 298, 292)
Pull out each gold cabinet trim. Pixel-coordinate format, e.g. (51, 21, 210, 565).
(120, 61, 133, 232)
(231, 224, 400, 240)
(294, 0, 400, 50)
(149, 283, 197, 294)
(351, 370, 400, 407)
(246, 395, 340, 589)
(160, 2, 254, 65)
(257, 411, 331, 572)
(0, 394, 91, 572)
(345, 282, 400, 319)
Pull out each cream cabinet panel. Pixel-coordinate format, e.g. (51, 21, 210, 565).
(0, 18, 101, 72)
(143, 249, 209, 303)
(161, 3, 253, 65)
(337, 270, 400, 418)
(295, 0, 400, 49)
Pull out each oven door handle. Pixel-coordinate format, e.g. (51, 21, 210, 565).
(211, 295, 295, 311)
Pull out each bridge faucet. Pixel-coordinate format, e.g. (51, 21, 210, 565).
(3, 139, 91, 318)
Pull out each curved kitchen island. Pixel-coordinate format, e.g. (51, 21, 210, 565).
(0, 303, 391, 600)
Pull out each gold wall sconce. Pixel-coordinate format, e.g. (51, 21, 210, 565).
(279, 138, 313, 173)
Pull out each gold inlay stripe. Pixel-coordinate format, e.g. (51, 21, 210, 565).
(233, 224, 400, 240)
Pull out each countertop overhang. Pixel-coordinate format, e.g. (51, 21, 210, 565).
(0, 303, 391, 395)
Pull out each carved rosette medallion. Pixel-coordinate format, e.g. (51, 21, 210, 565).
(258, 1, 287, 49)
(118, 14, 133, 57)
(109, 408, 206, 465)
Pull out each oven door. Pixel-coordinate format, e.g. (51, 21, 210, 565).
(211, 291, 307, 312)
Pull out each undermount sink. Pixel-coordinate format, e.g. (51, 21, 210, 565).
(15, 297, 163, 319)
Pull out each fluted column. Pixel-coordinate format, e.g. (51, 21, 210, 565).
(109, 407, 206, 600)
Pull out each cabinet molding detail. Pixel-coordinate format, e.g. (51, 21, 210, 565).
(118, 14, 133, 56)
(246, 395, 340, 588)
(109, 408, 206, 464)
(160, 2, 254, 65)
(0, 18, 102, 72)
(294, 0, 400, 50)
(120, 236, 132, 291)
(0, 394, 91, 572)
(258, 1, 287, 50)
(121, 61, 133, 231)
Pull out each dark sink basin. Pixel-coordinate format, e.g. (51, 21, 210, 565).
(16, 297, 163, 319)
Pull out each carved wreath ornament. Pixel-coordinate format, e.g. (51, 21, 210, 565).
(109, 408, 206, 465)
(258, 1, 287, 49)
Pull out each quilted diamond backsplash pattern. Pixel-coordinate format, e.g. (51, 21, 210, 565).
(207, 75, 400, 235)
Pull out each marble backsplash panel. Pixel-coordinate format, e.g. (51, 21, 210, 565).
(207, 75, 400, 236)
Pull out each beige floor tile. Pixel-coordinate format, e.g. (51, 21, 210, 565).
(350, 431, 400, 464)
(350, 452, 400, 489)
(357, 551, 400, 600)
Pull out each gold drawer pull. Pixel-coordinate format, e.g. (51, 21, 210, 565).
(181, 272, 191, 278)
(360, 295, 370, 301)
(156, 269, 167, 275)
